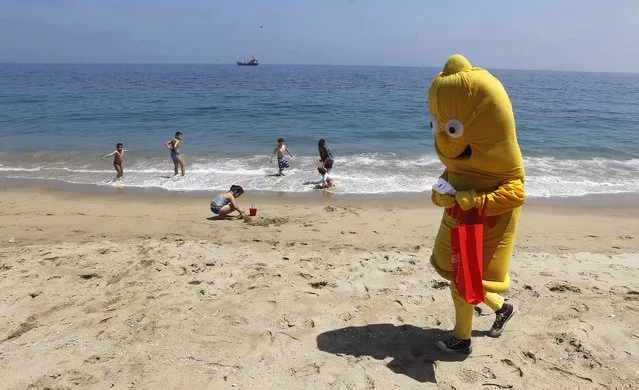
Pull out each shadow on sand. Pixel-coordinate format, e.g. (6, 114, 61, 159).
(316, 324, 471, 383)
(205, 215, 243, 221)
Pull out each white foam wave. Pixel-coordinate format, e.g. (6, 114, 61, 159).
(0, 166, 43, 172)
(1, 154, 638, 197)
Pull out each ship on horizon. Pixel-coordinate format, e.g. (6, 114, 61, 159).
(237, 56, 259, 66)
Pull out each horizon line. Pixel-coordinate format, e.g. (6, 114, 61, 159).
(0, 61, 637, 75)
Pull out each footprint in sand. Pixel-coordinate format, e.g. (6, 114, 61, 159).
(546, 281, 581, 293)
(289, 363, 320, 378)
(570, 302, 589, 313)
(310, 281, 328, 289)
(78, 273, 100, 280)
(4, 316, 38, 341)
(84, 354, 115, 364)
(523, 284, 540, 297)
(624, 291, 639, 301)
(430, 280, 449, 290)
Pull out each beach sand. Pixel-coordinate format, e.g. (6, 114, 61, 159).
(1, 188, 638, 389)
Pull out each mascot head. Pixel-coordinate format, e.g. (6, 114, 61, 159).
(428, 54, 524, 180)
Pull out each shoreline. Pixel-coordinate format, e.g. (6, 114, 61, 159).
(2, 176, 639, 208)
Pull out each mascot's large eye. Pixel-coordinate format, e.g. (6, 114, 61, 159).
(445, 119, 464, 138)
(430, 115, 440, 134)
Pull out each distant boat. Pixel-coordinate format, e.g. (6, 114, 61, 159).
(237, 57, 259, 66)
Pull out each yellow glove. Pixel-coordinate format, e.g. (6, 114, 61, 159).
(455, 190, 479, 211)
(433, 192, 457, 208)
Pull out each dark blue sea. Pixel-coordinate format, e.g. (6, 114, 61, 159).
(0, 63, 638, 197)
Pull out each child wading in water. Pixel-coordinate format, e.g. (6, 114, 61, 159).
(210, 185, 246, 218)
(102, 143, 130, 180)
(270, 138, 293, 176)
(317, 139, 334, 171)
(318, 166, 336, 189)
(165, 131, 186, 177)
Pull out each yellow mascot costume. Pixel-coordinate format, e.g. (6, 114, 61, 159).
(428, 54, 525, 354)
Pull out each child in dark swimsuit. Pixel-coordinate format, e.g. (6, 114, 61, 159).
(165, 131, 185, 177)
(318, 139, 334, 170)
(210, 185, 246, 218)
(102, 142, 130, 180)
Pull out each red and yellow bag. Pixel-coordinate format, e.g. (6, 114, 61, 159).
(450, 201, 487, 305)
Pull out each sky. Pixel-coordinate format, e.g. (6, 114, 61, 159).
(0, 0, 638, 72)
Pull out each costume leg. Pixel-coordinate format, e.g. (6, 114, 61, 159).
(451, 283, 473, 340)
(451, 284, 506, 340)
(484, 292, 504, 311)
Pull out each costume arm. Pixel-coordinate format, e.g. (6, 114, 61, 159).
(455, 178, 525, 216)
(431, 170, 456, 208)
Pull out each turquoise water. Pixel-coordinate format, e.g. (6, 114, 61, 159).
(0, 63, 638, 197)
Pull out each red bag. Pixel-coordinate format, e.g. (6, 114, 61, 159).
(450, 201, 487, 305)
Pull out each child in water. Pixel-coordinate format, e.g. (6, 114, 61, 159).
(270, 138, 293, 176)
(210, 185, 246, 218)
(102, 143, 130, 180)
(317, 139, 334, 170)
(165, 131, 186, 177)
(318, 166, 336, 189)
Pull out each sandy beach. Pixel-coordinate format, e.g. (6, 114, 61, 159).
(0, 188, 638, 389)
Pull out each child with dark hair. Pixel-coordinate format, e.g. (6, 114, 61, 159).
(318, 139, 334, 170)
(317, 166, 336, 189)
(165, 131, 185, 177)
(270, 137, 293, 176)
(102, 142, 130, 180)
(210, 185, 246, 218)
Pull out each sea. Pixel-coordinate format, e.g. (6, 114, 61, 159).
(1, 63, 638, 200)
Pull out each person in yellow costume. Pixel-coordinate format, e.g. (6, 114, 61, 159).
(428, 54, 525, 354)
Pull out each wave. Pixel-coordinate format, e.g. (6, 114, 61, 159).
(1, 154, 638, 198)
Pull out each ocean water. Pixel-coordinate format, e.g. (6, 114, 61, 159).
(0, 63, 638, 198)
